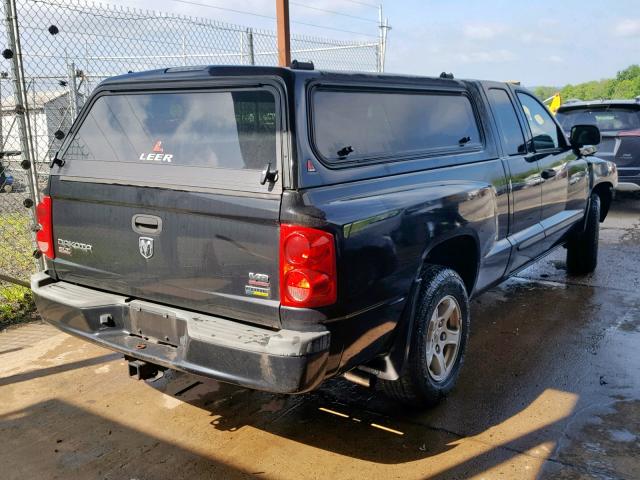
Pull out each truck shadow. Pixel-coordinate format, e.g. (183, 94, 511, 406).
(0, 398, 253, 479)
(0, 353, 118, 388)
(1, 273, 635, 478)
(146, 276, 612, 474)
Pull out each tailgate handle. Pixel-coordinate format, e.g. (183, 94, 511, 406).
(132, 214, 162, 235)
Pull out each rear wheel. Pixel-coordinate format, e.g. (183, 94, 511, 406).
(566, 193, 600, 275)
(380, 265, 470, 408)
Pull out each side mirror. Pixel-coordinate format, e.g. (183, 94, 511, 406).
(570, 124, 600, 148)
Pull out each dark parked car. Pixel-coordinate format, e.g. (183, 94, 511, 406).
(31, 66, 617, 407)
(0, 164, 13, 193)
(556, 98, 640, 191)
(0, 151, 21, 193)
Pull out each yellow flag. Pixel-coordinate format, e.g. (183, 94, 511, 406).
(549, 93, 561, 115)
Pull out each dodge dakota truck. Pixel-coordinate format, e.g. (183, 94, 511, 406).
(31, 66, 617, 407)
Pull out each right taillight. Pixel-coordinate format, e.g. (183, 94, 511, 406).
(35, 195, 55, 259)
(618, 129, 640, 137)
(280, 224, 336, 308)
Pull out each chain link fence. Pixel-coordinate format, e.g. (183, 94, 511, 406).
(0, 0, 383, 286)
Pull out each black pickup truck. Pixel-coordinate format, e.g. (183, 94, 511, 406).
(31, 66, 617, 407)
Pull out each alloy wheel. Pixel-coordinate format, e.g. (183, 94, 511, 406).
(425, 295, 462, 382)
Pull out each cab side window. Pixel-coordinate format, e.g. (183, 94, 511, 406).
(488, 88, 526, 155)
(312, 89, 482, 165)
(516, 92, 561, 151)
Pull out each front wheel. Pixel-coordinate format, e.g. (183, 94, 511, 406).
(566, 193, 600, 275)
(379, 265, 470, 408)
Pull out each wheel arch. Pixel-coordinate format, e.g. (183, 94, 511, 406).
(420, 231, 481, 295)
(363, 232, 480, 381)
(592, 181, 613, 222)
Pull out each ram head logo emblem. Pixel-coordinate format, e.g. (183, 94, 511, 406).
(139, 237, 154, 259)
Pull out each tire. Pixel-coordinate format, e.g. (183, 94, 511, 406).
(379, 265, 470, 408)
(566, 193, 600, 275)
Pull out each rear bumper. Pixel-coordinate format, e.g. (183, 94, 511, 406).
(31, 273, 330, 394)
(616, 181, 640, 192)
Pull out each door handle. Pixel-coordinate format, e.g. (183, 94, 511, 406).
(132, 214, 163, 235)
(541, 169, 557, 179)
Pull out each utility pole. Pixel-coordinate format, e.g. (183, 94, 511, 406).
(247, 28, 255, 66)
(378, 4, 390, 72)
(67, 61, 80, 119)
(276, 0, 291, 67)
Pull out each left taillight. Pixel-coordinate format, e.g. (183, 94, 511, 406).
(35, 195, 54, 259)
(280, 224, 337, 308)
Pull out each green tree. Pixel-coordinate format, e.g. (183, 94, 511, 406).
(560, 82, 604, 101)
(616, 64, 640, 82)
(534, 86, 559, 101)
(535, 64, 640, 102)
(610, 77, 640, 99)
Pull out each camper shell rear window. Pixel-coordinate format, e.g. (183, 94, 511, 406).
(58, 87, 282, 194)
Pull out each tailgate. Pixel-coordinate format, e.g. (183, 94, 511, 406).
(49, 85, 285, 328)
(614, 135, 640, 170)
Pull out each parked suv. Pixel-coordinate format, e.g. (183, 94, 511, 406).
(556, 99, 640, 191)
(31, 66, 617, 407)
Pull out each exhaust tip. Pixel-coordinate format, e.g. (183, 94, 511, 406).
(343, 370, 375, 389)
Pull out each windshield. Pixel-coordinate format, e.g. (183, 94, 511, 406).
(62, 90, 277, 171)
(556, 107, 640, 132)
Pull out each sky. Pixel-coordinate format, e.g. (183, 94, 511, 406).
(113, 0, 640, 87)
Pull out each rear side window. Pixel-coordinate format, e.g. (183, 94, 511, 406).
(62, 90, 276, 171)
(488, 88, 526, 155)
(312, 89, 481, 164)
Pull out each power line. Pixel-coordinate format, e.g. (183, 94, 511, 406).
(165, 0, 378, 37)
(342, 0, 380, 9)
(290, 2, 378, 23)
(168, 0, 275, 21)
(294, 20, 377, 37)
